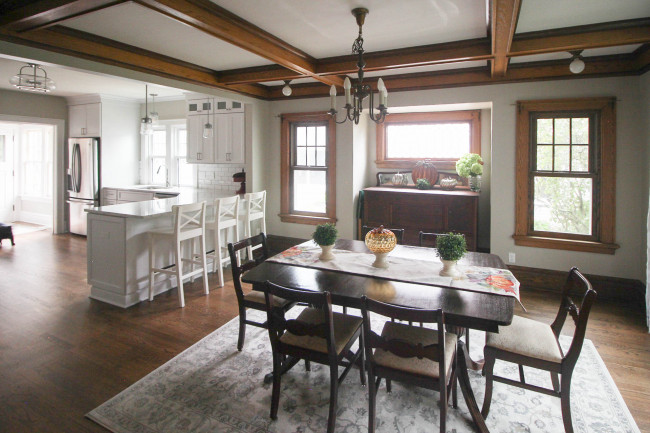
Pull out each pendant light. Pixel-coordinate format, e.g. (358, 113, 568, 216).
(569, 51, 585, 74)
(282, 80, 292, 96)
(10, 63, 55, 93)
(202, 120, 213, 139)
(140, 85, 154, 136)
(149, 93, 159, 124)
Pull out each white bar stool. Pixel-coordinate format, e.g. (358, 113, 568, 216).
(148, 201, 209, 308)
(241, 190, 266, 259)
(205, 195, 240, 287)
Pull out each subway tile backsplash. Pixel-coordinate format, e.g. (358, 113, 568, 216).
(197, 164, 245, 192)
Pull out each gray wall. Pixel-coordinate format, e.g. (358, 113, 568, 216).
(266, 75, 648, 282)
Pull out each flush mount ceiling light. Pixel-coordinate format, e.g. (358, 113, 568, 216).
(328, 8, 388, 125)
(282, 80, 292, 96)
(10, 63, 55, 93)
(149, 93, 159, 124)
(569, 51, 585, 74)
(140, 85, 154, 136)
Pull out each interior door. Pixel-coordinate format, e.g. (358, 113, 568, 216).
(0, 127, 14, 222)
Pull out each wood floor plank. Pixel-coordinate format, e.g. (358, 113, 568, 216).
(0, 231, 648, 432)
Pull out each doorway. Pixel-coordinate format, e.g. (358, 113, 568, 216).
(0, 122, 55, 232)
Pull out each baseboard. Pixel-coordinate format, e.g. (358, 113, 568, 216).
(508, 265, 646, 305)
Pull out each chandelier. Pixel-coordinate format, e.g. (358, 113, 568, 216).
(328, 8, 388, 125)
(10, 63, 55, 93)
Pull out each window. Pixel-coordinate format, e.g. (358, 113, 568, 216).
(21, 125, 53, 199)
(376, 110, 480, 169)
(142, 120, 195, 187)
(514, 98, 618, 254)
(280, 112, 336, 224)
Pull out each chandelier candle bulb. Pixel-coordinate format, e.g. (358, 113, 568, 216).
(329, 85, 337, 110)
(344, 77, 352, 105)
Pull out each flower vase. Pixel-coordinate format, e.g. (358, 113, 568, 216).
(440, 259, 462, 278)
(469, 175, 481, 192)
(319, 244, 335, 261)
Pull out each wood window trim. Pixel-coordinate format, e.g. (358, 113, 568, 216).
(376, 110, 481, 170)
(280, 112, 336, 225)
(514, 97, 619, 254)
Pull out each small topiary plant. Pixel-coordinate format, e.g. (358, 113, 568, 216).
(312, 223, 338, 246)
(436, 232, 467, 261)
(416, 178, 432, 190)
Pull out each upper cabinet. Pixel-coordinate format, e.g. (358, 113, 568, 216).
(69, 102, 101, 137)
(186, 95, 246, 164)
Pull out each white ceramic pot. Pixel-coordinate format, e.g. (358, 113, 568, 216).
(440, 259, 462, 278)
(319, 244, 335, 261)
(371, 252, 390, 269)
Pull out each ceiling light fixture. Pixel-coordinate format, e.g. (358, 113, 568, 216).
(328, 8, 388, 125)
(569, 51, 585, 74)
(10, 63, 55, 93)
(149, 93, 159, 124)
(282, 80, 292, 97)
(140, 85, 154, 136)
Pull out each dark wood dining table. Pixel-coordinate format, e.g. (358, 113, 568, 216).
(242, 239, 514, 433)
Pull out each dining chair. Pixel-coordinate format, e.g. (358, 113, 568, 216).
(205, 195, 240, 288)
(241, 190, 266, 259)
(227, 233, 296, 351)
(418, 231, 443, 248)
(481, 267, 597, 433)
(361, 225, 405, 244)
(360, 296, 457, 433)
(264, 281, 365, 433)
(148, 202, 209, 308)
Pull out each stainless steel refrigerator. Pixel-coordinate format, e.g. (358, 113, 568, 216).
(67, 138, 100, 236)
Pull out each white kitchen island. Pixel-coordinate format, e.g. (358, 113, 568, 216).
(86, 188, 245, 308)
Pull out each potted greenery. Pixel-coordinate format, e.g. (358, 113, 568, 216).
(456, 153, 484, 191)
(436, 232, 467, 277)
(313, 223, 338, 261)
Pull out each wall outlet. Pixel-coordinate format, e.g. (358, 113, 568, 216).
(508, 252, 516, 263)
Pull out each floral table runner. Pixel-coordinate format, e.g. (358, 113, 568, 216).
(267, 241, 522, 304)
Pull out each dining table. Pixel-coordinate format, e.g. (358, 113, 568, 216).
(241, 238, 515, 433)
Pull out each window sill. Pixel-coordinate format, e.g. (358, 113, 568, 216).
(279, 213, 337, 225)
(512, 235, 619, 254)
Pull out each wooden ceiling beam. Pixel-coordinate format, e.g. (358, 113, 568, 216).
(490, 0, 522, 77)
(511, 18, 650, 56)
(135, 0, 342, 87)
(0, 0, 125, 32)
(0, 25, 269, 98)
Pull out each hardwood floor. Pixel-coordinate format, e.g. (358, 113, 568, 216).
(1, 231, 648, 432)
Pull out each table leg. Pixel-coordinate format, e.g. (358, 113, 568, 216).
(457, 340, 490, 433)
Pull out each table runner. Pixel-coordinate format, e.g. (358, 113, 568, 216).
(267, 241, 522, 303)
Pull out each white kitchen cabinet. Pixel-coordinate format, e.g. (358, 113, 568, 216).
(214, 99, 244, 113)
(215, 112, 245, 164)
(102, 187, 117, 205)
(69, 102, 101, 137)
(187, 114, 216, 163)
(116, 190, 155, 204)
(187, 98, 213, 115)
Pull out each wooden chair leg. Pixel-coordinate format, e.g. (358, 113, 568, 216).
(304, 359, 311, 371)
(270, 354, 282, 420)
(200, 234, 209, 295)
(439, 378, 447, 433)
(481, 351, 496, 418)
(175, 240, 185, 308)
(367, 366, 377, 433)
(386, 379, 392, 393)
(237, 309, 246, 351)
(561, 372, 575, 433)
(359, 330, 366, 386)
(327, 364, 339, 433)
(216, 228, 224, 287)
(551, 372, 560, 393)
(148, 235, 155, 301)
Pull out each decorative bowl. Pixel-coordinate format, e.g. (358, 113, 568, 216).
(440, 177, 458, 191)
(365, 226, 397, 268)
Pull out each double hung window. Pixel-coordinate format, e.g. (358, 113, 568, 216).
(143, 121, 195, 187)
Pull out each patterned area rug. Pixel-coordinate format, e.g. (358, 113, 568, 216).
(87, 308, 640, 433)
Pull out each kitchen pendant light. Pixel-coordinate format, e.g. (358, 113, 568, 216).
(202, 121, 213, 139)
(328, 8, 388, 125)
(10, 63, 55, 93)
(140, 85, 154, 136)
(149, 93, 159, 124)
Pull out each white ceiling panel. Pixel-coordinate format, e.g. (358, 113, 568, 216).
(516, 0, 650, 33)
(210, 0, 488, 58)
(63, 2, 272, 70)
(0, 56, 185, 99)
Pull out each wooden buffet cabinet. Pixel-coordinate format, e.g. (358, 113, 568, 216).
(362, 187, 479, 251)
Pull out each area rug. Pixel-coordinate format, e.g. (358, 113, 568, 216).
(87, 308, 640, 433)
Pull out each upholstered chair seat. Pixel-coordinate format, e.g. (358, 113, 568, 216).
(243, 290, 291, 308)
(486, 315, 563, 363)
(279, 308, 363, 354)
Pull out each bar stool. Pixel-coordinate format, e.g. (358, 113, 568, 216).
(241, 190, 266, 259)
(148, 202, 209, 308)
(205, 195, 240, 287)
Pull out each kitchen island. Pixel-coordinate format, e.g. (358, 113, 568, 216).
(86, 188, 244, 308)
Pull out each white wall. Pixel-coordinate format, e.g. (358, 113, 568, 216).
(640, 70, 650, 328)
(266, 76, 647, 282)
(101, 99, 140, 188)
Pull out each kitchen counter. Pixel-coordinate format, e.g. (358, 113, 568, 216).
(87, 187, 242, 218)
(85, 187, 246, 308)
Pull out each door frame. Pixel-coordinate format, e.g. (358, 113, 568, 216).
(0, 115, 65, 234)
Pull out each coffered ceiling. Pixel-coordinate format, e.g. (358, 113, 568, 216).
(0, 0, 648, 100)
